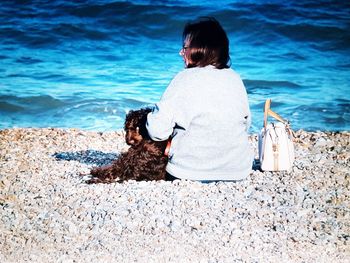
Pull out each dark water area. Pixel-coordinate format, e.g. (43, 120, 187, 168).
(1, 0, 349, 132)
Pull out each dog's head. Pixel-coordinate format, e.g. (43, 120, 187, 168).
(124, 107, 152, 146)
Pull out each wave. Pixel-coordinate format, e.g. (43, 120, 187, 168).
(0, 101, 25, 112)
(291, 98, 350, 130)
(15, 56, 43, 64)
(0, 95, 66, 113)
(0, 1, 208, 43)
(243, 79, 303, 93)
(2, 0, 349, 49)
(52, 23, 111, 41)
(223, 1, 350, 52)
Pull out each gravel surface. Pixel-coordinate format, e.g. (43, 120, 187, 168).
(0, 128, 349, 262)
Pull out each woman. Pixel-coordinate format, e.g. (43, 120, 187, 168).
(147, 17, 253, 181)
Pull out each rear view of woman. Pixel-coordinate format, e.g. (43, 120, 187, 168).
(147, 17, 253, 182)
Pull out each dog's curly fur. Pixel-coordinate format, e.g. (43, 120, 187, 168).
(86, 108, 168, 184)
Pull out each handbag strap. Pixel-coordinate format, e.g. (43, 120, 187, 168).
(263, 99, 287, 129)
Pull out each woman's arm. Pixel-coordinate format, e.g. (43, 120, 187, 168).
(146, 102, 175, 141)
(146, 70, 191, 141)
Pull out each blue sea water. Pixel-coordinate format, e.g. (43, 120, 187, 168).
(0, 0, 349, 132)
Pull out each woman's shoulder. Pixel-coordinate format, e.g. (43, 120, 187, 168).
(172, 67, 199, 82)
(175, 65, 216, 78)
(173, 66, 240, 82)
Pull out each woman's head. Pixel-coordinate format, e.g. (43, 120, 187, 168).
(180, 17, 230, 69)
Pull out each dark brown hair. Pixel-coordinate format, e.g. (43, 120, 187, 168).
(183, 17, 230, 69)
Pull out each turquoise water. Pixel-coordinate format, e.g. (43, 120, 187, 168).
(1, 0, 349, 132)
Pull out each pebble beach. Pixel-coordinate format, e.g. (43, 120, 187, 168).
(0, 128, 349, 262)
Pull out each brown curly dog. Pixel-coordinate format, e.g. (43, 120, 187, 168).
(86, 108, 169, 184)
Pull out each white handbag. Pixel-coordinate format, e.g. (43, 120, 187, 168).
(258, 99, 295, 171)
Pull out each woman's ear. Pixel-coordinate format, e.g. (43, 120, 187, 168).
(136, 127, 140, 135)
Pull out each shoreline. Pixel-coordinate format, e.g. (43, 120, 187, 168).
(0, 128, 349, 262)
